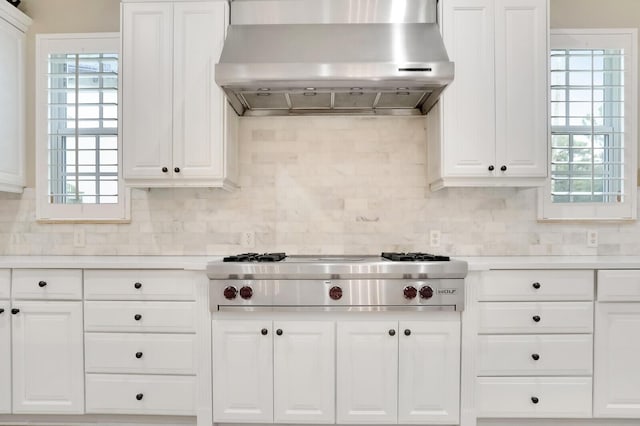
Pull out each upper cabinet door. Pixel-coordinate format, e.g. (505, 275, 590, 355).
(336, 321, 398, 424)
(12, 301, 84, 414)
(273, 321, 335, 424)
(494, 0, 548, 176)
(398, 320, 461, 424)
(0, 17, 26, 192)
(594, 303, 640, 418)
(121, 2, 174, 179)
(441, 0, 496, 177)
(213, 320, 273, 423)
(173, 1, 227, 179)
(0, 300, 10, 414)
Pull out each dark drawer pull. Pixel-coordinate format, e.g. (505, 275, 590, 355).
(134, 314, 142, 321)
(136, 393, 144, 401)
(276, 329, 283, 336)
(261, 328, 268, 335)
(532, 315, 541, 322)
(388, 329, 396, 336)
(135, 352, 143, 359)
(531, 353, 540, 361)
(404, 329, 411, 336)
(38, 281, 47, 288)
(531, 396, 539, 404)
(0, 308, 4, 314)
(532, 282, 541, 289)
(11, 308, 19, 315)
(134, 282, 142, 289)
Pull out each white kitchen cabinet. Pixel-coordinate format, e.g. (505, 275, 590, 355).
(427, 0, 548, 189)
(213, 320, 335, 424)
(594, 302, 640, 418)
(336, 321, 399, 424)
(213, 320, 273, 423)
(11, 300, 84, 414)
(397, 320, 461, 424)
(121, 0, 238, 189)
(0, 3, 30, 193)
(0, 300, 10, 414)
(273, 321, 335, 424)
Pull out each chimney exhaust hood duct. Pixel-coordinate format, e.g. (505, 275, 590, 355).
(215, 0, 454, 116)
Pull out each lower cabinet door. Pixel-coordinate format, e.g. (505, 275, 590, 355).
(85, 374, 195, 415)
(0, 300, 10, 414)
(337, 321, 398, 424)
(11, 301, 84, 413)
(273, 321, 335, 424)
(213, 320, 273, 423)
(398, 320, 461, 424)
(476, 377, 592, 418)
(594, 303, 640, 417)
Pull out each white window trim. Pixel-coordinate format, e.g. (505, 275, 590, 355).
(35, 33, 130, 223)
(538, 28, 638, 222)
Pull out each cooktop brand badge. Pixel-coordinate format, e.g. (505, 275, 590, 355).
(437, 288, 457, 295)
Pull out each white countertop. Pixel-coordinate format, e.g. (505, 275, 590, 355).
(0, 255, 640, 271)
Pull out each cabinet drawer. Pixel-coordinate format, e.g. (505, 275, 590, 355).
(85, 333, 196, 375)
(84, 301, 196, 333)
(477, 334, 592, 376)
(598, 270, 640, 301)
(0, 270, 9, 299)
(12, 269, 82, 300)
(84, 269, 196, 301)
(479, 270, 594, 301)
(478, 302, 593, 334)
(476, 377, 592, 418)
(85, 374, 196, 415)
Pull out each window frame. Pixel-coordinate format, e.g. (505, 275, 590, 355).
(35, 33, 130, 222)
(538, 28, 638, 222)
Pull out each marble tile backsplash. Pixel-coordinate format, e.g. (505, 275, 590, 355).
(0, 116, 636, 256)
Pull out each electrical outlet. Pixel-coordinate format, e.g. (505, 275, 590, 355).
(73, 228, 85, 248)
(429, 230, 441, 248)
(241, 231, 255, 248)
(587, 230, 598, 248)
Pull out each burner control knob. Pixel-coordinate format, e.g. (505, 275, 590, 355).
(420, 286, 434, 299)
(329, 286, 343, 300)
(239, 286, 253, 300)
(403, 286, 418, 299)
(223, 286, 238, 300)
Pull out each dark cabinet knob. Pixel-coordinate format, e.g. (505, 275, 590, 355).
(11, 308, 19, 315)
(134, 282, 142, 289)
(0, 308, 4, 314)
(38, 280, 47, 287)
(261, 328, 268, 335)
(136, 393, 144, 401)
(532, 353, 540, 361)
(531, 396, 539, 404)
(403, 286, 417, 299)
(134, 314, 142, 321)
(174, 167, 180, 173)
(276, 329, 283, 336)
(161, 167, 168, 173)
(239, 286, 253, 300)
(488, 165, 495, 171)
(389, 329, 396, 336)
(532, 282, 541, 289)
(532, 315, 541, 322)
(404, 329, 411, 336)
(135, 352, 143, 359)
(500, 165, 507, 171)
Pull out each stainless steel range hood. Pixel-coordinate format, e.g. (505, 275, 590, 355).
(215, 0, 454, 117)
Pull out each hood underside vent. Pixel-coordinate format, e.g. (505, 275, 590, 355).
(215, 0, 454, 117)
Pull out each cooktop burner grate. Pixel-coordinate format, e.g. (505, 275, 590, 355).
(381, 252, 450, 262)
(222, 252, 287, 262)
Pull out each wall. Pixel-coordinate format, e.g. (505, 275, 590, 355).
(0, 0, 639, 256)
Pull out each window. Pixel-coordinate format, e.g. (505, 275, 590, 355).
(36, 33, 129, 222)
(538, 29, 638, 221)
